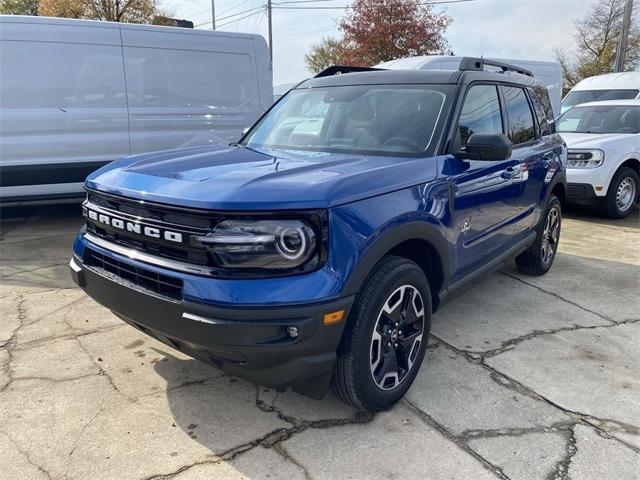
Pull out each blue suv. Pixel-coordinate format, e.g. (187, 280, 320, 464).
(70, 59, 566, 411)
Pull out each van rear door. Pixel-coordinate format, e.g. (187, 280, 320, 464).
(0, 19, 129, 201)
(121, 26, 270, 153)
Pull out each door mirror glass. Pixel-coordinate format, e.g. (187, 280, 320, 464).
(455, 133, 512, 161)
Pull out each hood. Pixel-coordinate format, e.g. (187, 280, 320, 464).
(86, 145, 441, 210)
(559, 132, 636, 148)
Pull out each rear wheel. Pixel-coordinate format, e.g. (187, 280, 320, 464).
(515, 195, 561, 276)
(601, 167, 638, 219)
(332, 256, 431, 411)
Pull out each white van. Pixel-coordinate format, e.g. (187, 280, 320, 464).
(560, 72, 640, 114)
(0, 16, 272, 204)
(377, 55, 563, 117)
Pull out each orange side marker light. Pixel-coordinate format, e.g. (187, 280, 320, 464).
(323, 310, 345, 325)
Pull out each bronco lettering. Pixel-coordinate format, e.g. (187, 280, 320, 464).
(85, 209, 183, 243)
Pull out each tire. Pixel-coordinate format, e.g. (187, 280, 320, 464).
(515, 194, 561, 276)
(331, 255, 431, 411)
(601, 167, 639, 219)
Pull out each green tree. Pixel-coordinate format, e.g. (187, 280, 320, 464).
(305, 37, 344, 74)
(555, 0, 640, 89)
(0, 0, 39, 15)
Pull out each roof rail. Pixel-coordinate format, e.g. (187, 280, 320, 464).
(314, 65, 384, 78)
(458, 57, 534, 77)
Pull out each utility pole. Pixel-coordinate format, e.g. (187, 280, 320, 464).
(614, 0, 633, 72)
(211, 0, 216, 30)
(267, 0, 273, 65)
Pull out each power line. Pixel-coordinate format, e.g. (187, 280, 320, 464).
(272, 0, 475, 8)
(182, 0, 238, 20)
(217, 0, 257, 17)
(211, 0, 474, 71)
(217, 9, 265, 28)
(217, 5, 265, 22)
(196, 4, 265, 27)
(274, 0, 339, 4)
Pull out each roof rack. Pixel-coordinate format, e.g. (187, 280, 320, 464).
(314, 65, 384, 78)
(458, 57, 534, 77)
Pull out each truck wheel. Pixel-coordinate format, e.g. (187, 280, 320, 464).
(332, 256, 431, 411)
(601, 167, 638, 219)
(515, 195, 561, 276)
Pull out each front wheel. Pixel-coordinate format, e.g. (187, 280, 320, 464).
(515, 195, 562, 276)
(601, 167, 638, 219)
(331, 256, 431, 411)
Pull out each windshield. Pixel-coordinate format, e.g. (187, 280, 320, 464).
(557, 104, 640, 134)
(561, 89, 639, 113)
(242, 84, 451, 156)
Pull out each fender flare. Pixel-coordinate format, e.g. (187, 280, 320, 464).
(544, 168, 567, 206)
(341, 220, 451, 297)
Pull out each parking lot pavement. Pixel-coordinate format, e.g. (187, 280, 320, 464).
(1, 204, 638, 480)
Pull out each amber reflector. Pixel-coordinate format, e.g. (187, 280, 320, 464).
(323, 310, 345, 325)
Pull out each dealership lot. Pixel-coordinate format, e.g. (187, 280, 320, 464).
(0, 205, 638, 480)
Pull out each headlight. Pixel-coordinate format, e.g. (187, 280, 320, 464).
(196, 218, 321, 273)
(566, 149, 604, 168)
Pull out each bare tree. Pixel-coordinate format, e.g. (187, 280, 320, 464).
(84, 0, 158, 23)
(556, 0, 639, 89)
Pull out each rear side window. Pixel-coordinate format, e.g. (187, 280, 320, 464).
(528, 89, 552, 136)
(454, 84, 503, 150)
(531, 84, 556, 130)
(503, 86, 536, 145)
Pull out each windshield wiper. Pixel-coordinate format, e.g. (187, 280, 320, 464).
(229, 143, 265, 154)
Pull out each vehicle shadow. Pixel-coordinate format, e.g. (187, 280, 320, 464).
(564, 203, 639, 229)
(149, 348, 370, 472)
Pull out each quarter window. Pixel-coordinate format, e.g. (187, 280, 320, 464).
(455, 85, 503, 150)
(504, 86, 536, 145)
(528, 89, 552, 136)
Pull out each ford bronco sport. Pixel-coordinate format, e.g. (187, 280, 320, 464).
(70, 58, 566, 411)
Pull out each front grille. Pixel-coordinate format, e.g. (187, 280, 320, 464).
(88, 191, 212, 230)
(85, 191, 213, 267)
(85, 248, 183, 300)
(86, 222, 209, 265)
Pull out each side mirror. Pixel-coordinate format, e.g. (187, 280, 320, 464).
(455, 133, 512, 161)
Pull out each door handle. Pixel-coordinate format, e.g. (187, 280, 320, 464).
(501, 166, 520, 179)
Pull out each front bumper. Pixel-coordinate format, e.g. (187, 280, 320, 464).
(565, 167, 609, 204)
(567, 182, 600, 207)
(69, 251, 353, 399)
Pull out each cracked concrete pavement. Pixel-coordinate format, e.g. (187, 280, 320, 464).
(0, 204, 638, 480)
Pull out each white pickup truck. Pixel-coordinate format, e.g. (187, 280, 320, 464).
(556, 99, 639, 218)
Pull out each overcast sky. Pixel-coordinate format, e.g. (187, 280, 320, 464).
(165, 0, 598, 85)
